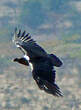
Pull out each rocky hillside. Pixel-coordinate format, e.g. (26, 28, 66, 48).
(0, 0, 81, 110)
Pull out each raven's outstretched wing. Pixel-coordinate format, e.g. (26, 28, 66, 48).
(13, 28, 48, 59)
(34, 76, 63, 97)
(43, 80, 63, 97)
(33, 69, 63, 97)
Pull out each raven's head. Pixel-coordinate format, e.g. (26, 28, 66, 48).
(13, 57, 29, 66)
(13, 58, 19, 62)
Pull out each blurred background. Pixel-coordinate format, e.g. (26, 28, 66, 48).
(0, 0, 81, 110)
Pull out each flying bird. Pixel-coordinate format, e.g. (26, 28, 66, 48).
(12, 28, 63, 97)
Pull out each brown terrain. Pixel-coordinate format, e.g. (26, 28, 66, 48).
(0, 0, 81, 110)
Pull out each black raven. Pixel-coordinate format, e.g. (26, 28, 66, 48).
(12, 28, 63, 97)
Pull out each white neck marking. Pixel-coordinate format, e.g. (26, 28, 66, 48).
(24, 55, 33, 71)
(24, 54, 30, 61)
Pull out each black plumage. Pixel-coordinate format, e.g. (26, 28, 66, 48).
(13, 28, 63, 97)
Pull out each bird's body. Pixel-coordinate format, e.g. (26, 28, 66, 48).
(13, 28, 63, 97)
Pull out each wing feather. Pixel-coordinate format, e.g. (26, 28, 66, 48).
(20, 31, 26, 39)
(22, 34, 30, 41)
(18, 29, 21, 37)
(13, 28, 47, 59)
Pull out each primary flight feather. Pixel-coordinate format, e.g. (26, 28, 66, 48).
(13, 28, 63, 97)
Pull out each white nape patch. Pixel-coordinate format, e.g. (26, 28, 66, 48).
(44, 85, 48, 89)
(29, 62, 33, 71)
(24, 55, 33, 71)
(16, 44, 20, 48)
(24, 54, 30, 61)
